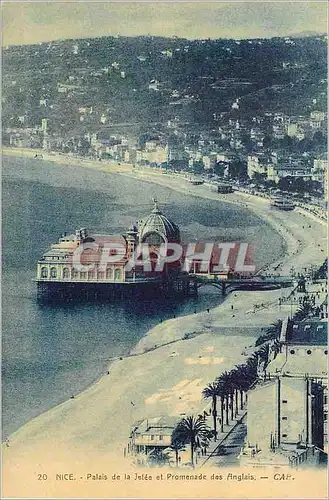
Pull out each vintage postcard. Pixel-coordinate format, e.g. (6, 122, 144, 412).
(1, 1, 328, 498)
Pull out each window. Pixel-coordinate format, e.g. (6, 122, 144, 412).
(282, 417, 288, 420)
(282, 434, 288, 438)
(62, 268, 70, 279)
(80, 272, 87, 280)
(324, 414, 327, 422)
(324, 395, 328, 405)
(41, 267, 48, 278)
(88, 270, 95, 279)
(150, 435, 155, 440)
(106, 268, 113, 280)
(72, 269, 79, 279)
(282, 400, 288, 404)
(115, 268, 121, 280)
(50, 267, 57, 279)
(159, 435, 163, 441)
(290, 350, 295, 355)
(306, 350, 312, 355)
(98, 271, 105, 280)
(325, 350, 328, 355)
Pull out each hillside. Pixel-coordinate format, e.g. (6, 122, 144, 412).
(2, 34, 327, 136)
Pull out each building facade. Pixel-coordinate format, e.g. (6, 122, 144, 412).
(240, 318, 328, 467)
(35, 201, 187, 300)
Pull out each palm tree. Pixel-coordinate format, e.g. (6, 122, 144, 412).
(233, 364, 255, 409)
(216, 378, 227, 433)
(195, 427, 213, 461)
(171, 428, 186, 467)
(174, 416, 210, 467)
(255, 320, 282, 346)
(202, 381, 220, 439)
(240, 356, 258, 404)
(293, 299, 314, 321)
(216, 371, 234, 424)
(246, 354, 258, 377)
(257, 343, 270, 364)
(226, 368, 239, 417)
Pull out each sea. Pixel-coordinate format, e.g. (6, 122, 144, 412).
(2, 155, 285, 437)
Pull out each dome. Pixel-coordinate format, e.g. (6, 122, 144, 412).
(138, 201, 180, 244)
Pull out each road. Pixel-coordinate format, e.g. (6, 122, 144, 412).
(205, 416, 247, 468)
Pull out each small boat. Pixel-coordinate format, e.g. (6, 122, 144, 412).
(270, 197, 295, 211)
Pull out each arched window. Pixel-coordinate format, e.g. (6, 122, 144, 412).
(41, 267, 48, 278)
(50, 267, 57, 279)
(72, 269, 79, 279)
(98, 271, 105, 280)
(80, 271, 87, 280)
(106, 268, 113, 280)
(63, 268, 70, 279)
(88, 270, 95, 280)
(115, 268, 121, 281)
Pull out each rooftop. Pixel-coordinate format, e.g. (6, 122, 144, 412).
(286, 320, 328, 345)
(130, 415, 179, 436)
(138, 200, 180, 243)
(266, 349, 327, 378)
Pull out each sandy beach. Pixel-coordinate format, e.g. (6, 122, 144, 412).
(2, 147, 327, 496)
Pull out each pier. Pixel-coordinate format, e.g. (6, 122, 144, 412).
(188, 273, 294, 295)
(36, 272, 293, 302)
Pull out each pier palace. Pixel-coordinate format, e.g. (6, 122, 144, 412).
(36, 200, 189, 300)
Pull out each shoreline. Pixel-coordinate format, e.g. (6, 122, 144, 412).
(2, 147, 327, 468)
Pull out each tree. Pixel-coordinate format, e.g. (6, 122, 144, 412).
(278, 176, 293, 192)
(229, 369, 240, 416)
(173, 416, 210, 467)
(216, 378, 227, 432)
(252, 172, 267, 185)
(147, 448, 170, 467)
(313, 130, 326, 147)
(263, 134, 272, 149)
(170, 428, 186, 467)
(216, 371, 234, 424)
(233, 364, 255, 409)
(244, 355, 258, 401)
(255, 320, 282, 346)
(192, 161, 204, 175)
(293, 297, 315, 321)
(256, 343, 270, 365)
(213, 161, 228, 177)
(229, 159, 247, 179)
(202, 381, 220, 439)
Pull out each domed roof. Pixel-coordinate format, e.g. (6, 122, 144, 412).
(139, 200, 180, 243)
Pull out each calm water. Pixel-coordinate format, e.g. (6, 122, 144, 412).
(2, 155, 285, 436)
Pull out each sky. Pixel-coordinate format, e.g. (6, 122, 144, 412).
(2, 1, 328, 46)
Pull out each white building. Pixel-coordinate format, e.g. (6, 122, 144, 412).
(241, 318, 328, 467)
